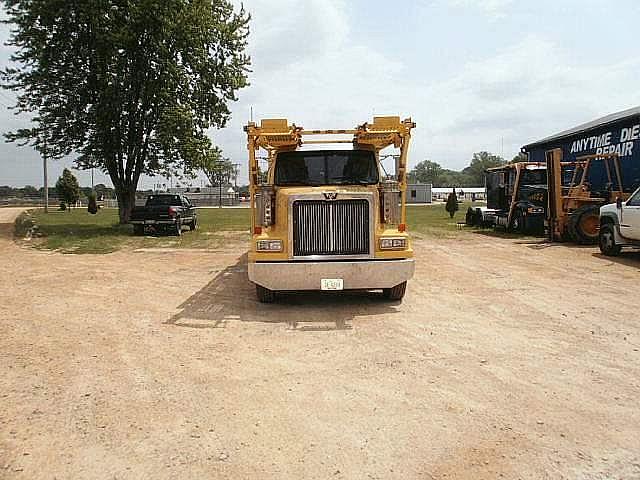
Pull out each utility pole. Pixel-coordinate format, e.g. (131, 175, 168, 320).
(233, 163, 240, 188)
(43, 134, 48, 213)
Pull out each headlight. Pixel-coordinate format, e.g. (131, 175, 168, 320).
(379, 237, 407, 250)
(256, 239, 283, 252)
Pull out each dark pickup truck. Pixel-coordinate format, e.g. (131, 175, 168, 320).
(129, 194, 197, 236)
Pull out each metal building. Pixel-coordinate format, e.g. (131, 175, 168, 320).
(522, 106, 640, 193)
(406, 183, 432, 204)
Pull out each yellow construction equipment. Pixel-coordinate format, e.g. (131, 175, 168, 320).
(244, 116, 416, 302)
(546, 148, 630, 243)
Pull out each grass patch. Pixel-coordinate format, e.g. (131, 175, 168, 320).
(20, 207, 250, 254)
(18, 203, 505, 254)
(407, 202, 478, 238)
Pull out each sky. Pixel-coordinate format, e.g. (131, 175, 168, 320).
(1, 0, 640, 188)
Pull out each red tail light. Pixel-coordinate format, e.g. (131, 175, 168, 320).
(398, 223, 406, 232)
(254, 226, 262, 235)
(168, 207, 178, 217)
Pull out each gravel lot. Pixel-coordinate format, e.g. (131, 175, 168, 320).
(1, 207, 639, 479)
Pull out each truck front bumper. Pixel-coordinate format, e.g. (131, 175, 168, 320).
(129, 219, 177, 225)
(248, 259, 415, 291)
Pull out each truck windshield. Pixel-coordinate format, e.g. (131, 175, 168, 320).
(146, 195, 182, 206)
(521, 169, 547, 185)
(274, 150, 379, 186)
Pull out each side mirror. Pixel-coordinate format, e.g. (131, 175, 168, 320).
(616, 197, 623, 209)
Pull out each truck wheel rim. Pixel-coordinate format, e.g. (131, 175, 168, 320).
(601, 231, 614, 249)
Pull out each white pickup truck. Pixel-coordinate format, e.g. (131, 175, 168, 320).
(599, 186, 640, 256)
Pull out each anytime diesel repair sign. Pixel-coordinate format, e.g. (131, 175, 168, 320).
(569, 123, 640, 158)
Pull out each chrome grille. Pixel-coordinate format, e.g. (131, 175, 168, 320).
(293, 200, 370, 257)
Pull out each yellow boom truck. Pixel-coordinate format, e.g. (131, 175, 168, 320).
(245, 116, 416, 303)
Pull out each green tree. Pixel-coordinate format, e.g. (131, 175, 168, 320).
(439, 169, 472, 187)
(410, 160, 444, 185)
(198, 147, 236, 208)
(55, 168, 80, 210)
(2, 0, 250, 223)
(462, 151, 506, 185)
(511, 152, 528, 163)
(22, 185, 38, 197)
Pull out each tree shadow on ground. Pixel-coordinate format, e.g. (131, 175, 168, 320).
(38, 222, 132, 238)
(165, 253, 402, 332)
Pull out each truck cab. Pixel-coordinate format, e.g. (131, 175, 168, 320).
(467, 162, 547, 233)
(245, 117, 416, 303)
(599, 185, 640, 255)
(488, 162, 547, 233)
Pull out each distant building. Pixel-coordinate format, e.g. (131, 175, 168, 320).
(522, 106, 640, 193)
(166, 186, 239, 206)
(405, 183, 432, 204)
(432, 187, 485, 202)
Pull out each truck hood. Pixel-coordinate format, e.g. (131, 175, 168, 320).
(600, 203, 618, 215)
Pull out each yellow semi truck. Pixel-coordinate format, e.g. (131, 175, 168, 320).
(244, 116, 416, 303)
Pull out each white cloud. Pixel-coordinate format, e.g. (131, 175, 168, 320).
(417, 35, 640, 166)
(217, 0, 409, 183)
(443, 0, 514, 20)
(2, 1, 640, 186)
(221, 10, 640, 181)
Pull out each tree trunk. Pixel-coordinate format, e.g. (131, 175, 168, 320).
(116, 185, 137, 224)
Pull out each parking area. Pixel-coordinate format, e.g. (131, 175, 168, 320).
(1, 207, 639, 479)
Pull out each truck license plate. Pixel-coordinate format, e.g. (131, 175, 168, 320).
(321, 278, 343, 291)
(144, 220, 156, 224)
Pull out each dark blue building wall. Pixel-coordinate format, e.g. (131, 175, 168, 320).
(524, 114, 640, 193)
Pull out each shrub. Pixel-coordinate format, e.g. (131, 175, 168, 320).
(445, 189, 459, 219)
(55, 168, 80, 210)
(87, 191, 98, 214)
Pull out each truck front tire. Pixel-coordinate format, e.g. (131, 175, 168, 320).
(383, 281, 407, 301)
(256, 284, 276, 303)
(599, 223, 622, 256)
(509, 209, 525, 233)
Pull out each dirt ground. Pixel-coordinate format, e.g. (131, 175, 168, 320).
(1, 207, 639, 480)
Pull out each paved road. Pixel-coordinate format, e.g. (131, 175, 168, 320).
(1, 207, 639, 479)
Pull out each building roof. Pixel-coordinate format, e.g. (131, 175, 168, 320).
(522, 106, 640, 150)
(432, 187, 485, 193)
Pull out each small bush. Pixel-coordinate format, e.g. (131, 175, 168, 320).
(87, 191, 98, 214)
(14, 211, 35, 238)
(445, 190, 459, 219)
